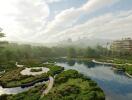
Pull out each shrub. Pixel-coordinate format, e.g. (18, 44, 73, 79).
(30, 68, 42, 72)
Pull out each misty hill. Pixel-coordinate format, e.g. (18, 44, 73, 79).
(9, 38, 113, 48)
(57, 38, 113, 48)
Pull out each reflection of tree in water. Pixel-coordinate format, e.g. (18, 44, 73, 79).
(67, 60, 75, 66)
(113, 70, 125, 76)
(76, 60, 83, 64)
(83, 61, 95, 68)
(55, 58, 67, 63)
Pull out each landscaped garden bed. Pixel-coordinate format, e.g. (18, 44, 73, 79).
(0, 84, 47, 100)
(42, 69, 105, 100)
(30, 68, 42, 72)
(0, 67, 49, 88)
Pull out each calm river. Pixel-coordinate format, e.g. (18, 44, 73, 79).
(0, 60, 132, 100)
(56, 60, 132, 100)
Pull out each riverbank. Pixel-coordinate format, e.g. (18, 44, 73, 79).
(41, 69, 105, 100)
(61, 57, 132, 78)
(92, 59, 114, 66)
(92, 59, 132, 77)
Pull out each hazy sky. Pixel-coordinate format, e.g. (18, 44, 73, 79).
(0, 0, 132, 43)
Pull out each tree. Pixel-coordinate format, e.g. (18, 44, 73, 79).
(0, 28, 5, 48)
(0, 28, 8, 48)
(77, 48, 84, 57)
(0, 28, 8, 62)
(67, 47, 77, 58)
(85, 47, 99, 58)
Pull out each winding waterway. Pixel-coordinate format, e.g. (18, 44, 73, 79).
(56, 60, 132, 100)
(0, 60, 132, 100)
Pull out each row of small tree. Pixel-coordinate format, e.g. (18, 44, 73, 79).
(67, 46, 108, 58)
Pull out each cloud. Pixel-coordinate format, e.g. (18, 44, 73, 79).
(1, 0, 129, 44)
(47, 10, 132, 41)
(15, 0, 50, 37)
(82, 0, 119, 12)
(34, 0, 119, 41)
(45, 0, 62, 3)
(0, 0, 49, 41)
(35, 0, 120, 42)
(46, 8, 82, 32)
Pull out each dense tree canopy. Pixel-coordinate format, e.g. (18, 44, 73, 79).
(67, 47, 77, 58)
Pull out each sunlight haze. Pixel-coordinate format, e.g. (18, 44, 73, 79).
(0, 0, 132, 43)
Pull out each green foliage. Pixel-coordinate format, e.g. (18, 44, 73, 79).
(42, 69, 105, 100)
(85, 47, 100, 58)
(123, 65, 132, 75)
(0, 61, 16, 71)
(0, 68, 105, 100)
(0, 94, 8, 100)
(55, 70, 81, 84)
(0, 43, 67, 68)
(30, 68, 42, 72)
(0, 32, 4, 38)
(0, 68, 49, 88)
(47, 65, 64, 76)
(67, 47, 77, 58)
(7, 84, 46, 100)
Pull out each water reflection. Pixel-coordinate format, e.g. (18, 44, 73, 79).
(83, 61, 95, 68)
(67, 60, 75, 66)
(56, 60, 132, 100)
(0, 81, 46, 95)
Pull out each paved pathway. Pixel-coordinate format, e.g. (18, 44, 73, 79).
(40, 76, 54, 98)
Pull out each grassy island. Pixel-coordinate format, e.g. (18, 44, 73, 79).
(0, 67, 49, 88)
(42, 69, 105, 100)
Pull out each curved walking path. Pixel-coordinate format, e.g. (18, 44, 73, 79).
(92, 59, 114, 65)
(92, 59, 132, 66)
(92, 59, 132, 78)
(20, 67, 49, 76)
(40, 76, 54, 98)
(16, 62, 24, 67)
